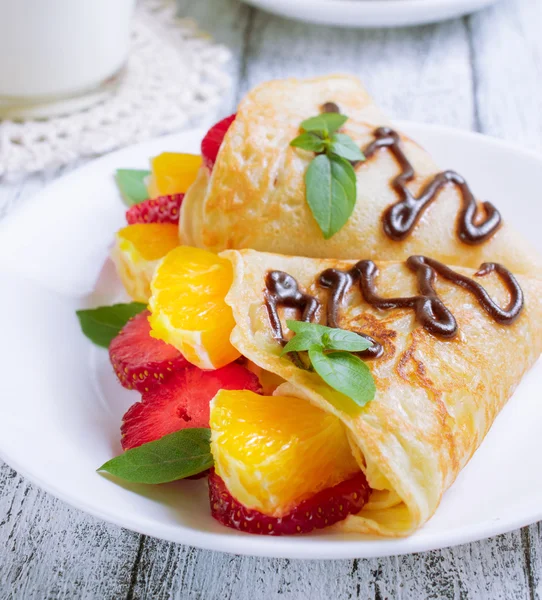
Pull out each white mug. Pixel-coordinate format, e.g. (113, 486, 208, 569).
(0, 0, 136, 117)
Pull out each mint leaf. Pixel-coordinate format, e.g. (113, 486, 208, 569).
(98, 428, 213, 484)
(300, 113, 347, 136)
(305, 154, 357, 239)
(77, 302, 147, 348)
(283, 320, 373, 354)
(333, 154, 357, 185)
(281, 332, 321, 355)
(282, 322, 376, 407)
(321, 329, 373, 352)
(329, 154, 358, 230)
(115, 169, 151, 207)
(291, 112, 360, 239)
(281, 320, 326, 356)
(285, 320, 330, 336)
(290, 132, 327, 153)
(305, 154, 332, 237)
(329, 133, 365, 162)
(308, 346, 376, 407)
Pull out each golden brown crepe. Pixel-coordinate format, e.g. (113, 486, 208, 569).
(220, 248, 542, 536)
(180, 75, 541, 275)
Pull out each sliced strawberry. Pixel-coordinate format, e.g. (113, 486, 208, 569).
(201, 114, 236, 170)
(121, 363, 262, 450)
(126, 194, 184, 225)
(109, 310, 188, 393)
(209, 470, 370, 535)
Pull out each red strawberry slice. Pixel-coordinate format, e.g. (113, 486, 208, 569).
(121, 363, 262, 450)
(201, 114, 236, 170)
(209, 470, 370, 535)
(126, 194, 184, 225)
(109, 310, 188, 393)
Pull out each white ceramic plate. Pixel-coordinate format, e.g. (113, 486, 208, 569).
(239, 0, 499, 29)
(0, 122, 541, 560)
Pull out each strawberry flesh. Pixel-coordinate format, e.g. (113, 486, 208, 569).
(109, 310, 188, 393)
(121, 363, 262, 450)
(209, 469, 371, 535)
(201, 114, 236, 170)
(126, 194, 184, 225)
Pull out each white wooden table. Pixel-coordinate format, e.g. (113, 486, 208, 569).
(1, 0, 542, 597)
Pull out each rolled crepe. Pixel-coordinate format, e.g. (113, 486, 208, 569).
(219, 248, 542, 536)
(180, 76, 541, 275)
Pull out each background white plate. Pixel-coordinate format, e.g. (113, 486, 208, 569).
(239, 0, 499, 29)
(0, 123, 541, 560)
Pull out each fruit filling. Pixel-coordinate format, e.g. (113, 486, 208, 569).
(109, 310, 188, 393)
(149, 246, 240, 370)
(121, 363, 261, 450)
(209, 390, 362, 518)
(201, 114, 236, 170)
(126, 194, 184, 225)
(98, 120, 374, 538)
(111, 223, 180, 303)
(209, 469, 370, 536)
(147, 152, 202, 197)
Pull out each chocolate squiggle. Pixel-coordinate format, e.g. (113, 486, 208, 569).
(318, 269, 384, 358)
(264, 257, 523, 352)
(354, 256, 522, 338)
(265, 269, 381, 359)
(264, 270, 320, 345)
(360, 127, 502, 244)
(320, 101, 501, 243)
(321, 101, 340, 114)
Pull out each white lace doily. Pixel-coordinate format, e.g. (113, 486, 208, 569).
(0, 0, 231, 181)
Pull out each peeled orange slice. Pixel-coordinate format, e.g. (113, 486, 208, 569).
(148, 246, 240, 370)
(210, 390, 360, 517)
(147, 153, 202, 197)
(111, 223, 179, 302)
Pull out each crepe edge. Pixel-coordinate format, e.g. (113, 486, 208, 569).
(221, 248, 425, 537)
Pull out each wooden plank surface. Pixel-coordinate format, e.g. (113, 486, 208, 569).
(0, 0, 540, 598)
(124, 532, 531, 599)
(469, 0, 542, 147)
(0, 466, 141, 599)
(239, 13, 475, 128)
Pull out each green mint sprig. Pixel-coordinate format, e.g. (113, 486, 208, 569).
(290, 113, 365, 239)
(98, 428, 213, 484)
(115, 169, 151, 207)
(76, 302, 147, 348)
(282, 320, 376, 407)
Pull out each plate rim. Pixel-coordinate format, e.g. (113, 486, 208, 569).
(239, 0, 499, 28)
(1, 435, 541, 560)
(1, 120, 542, 559)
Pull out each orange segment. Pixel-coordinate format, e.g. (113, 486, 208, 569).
(149, 246, 240, 369)
(210, 390, 360, 517)
(147, 153, 202, 197)
(111, 223, 179, 302)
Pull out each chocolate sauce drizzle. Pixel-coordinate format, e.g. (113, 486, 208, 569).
(265, 269, 382, 360)
(321, 101, 340, 114)
(265, 270, 320, 345)
(360, 127, 502, 244)
(318, 269, 384, 358)
(264, 257, 523, 355)
(320, 100, 501, 244)
(352, 256, 522, 338)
